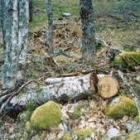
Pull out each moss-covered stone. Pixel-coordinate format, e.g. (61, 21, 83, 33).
(111, 52, 140, 69)
(30, 101, 62, 130)
(105, 96, 138, 120)
(62, 128, 93, 140)
(126, 130, 140, 140)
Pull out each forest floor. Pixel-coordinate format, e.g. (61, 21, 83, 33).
(1, 0, 140, 140)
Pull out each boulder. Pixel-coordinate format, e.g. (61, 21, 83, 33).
(111, 52, 140, 69)
(105, 96, 138, 119)
(30, 101, 62, 130)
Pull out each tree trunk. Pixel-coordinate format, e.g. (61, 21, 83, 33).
(2, 0, 19, 90)
(0, 73, 119, 115)
(7, 73, 97, 108)
(79, 0, 96, 61)
(1, 0, 29, 91)
(29, 0, 33, 22)
(46, 0, 54, 55)
(1, 0, 6, 49)
(17, 0, 29, 84)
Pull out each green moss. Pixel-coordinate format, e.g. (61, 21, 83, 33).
(134, 115, 139, 123)
(105, 96, 138, 120)
(62, 128, 93, 140)
(18, 110, 32, 123)
(76, 128, 93, 139)
(127, 130, 140, 140)
(68, 108, 82, 120)
(111, 52, 140, 69)
(30, 101, 62, 130)
(25, 121, 32, 132)
(68, 102, 89, 120)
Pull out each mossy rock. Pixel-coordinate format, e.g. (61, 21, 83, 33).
(62, 128, 93, 140)
(30, 101, 62, 130)
(105, 96, 138, 120)
(111, 52, 140, 69)
(126, 130, 140, 140)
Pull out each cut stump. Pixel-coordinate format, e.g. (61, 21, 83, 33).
(98, 76, 119, 99)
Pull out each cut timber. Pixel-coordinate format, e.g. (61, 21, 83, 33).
(98, 76, 119, 99)
(9, 73, 98, 107)
(0, 73, 119, 114)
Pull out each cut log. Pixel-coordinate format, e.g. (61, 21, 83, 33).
(0, 73, 119, 115)
(9, 73, 98, 107)
(98, 76, 119, 99)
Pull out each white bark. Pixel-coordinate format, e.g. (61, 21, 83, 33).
(17, 0, 29, 81)
(2, 0, 19, 90)
(2, 0, 29, 90)
(18, 0, 29, 65)
(10, 73, 98, 107)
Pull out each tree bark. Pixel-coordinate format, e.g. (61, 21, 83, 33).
(0, 73, 119, 114)
(2, 0, 19, 90)
(9, 73, 98, 107)
(1, 0, 6, 49)
(79, 0, 96, 61)
(1, 0, 29, 91)
(46, 0, 54, 55)
(29, 0, 33, 22)
(17, 0, 29, 83)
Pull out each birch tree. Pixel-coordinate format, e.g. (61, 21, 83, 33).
(46, 0, 54, 55)
(80, 0, 96, 61)
(1, 0, 29, 91)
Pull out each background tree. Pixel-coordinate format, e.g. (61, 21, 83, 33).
(1, 0, 29, 91)
(80, 0, 96, 62)
(29, 0, 33, 22)
(46, 0, 54, 56)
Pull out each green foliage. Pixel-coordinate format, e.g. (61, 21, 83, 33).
(18, 110, 32, 123)
(105, 96, 138, 120)
(30, 101, 62, 130)
(62, 128, 93, 140)
(111, 52, 140, 69)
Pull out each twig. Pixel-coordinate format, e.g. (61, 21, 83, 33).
(0, 80, 40, 115)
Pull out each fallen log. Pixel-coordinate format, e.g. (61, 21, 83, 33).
(10, 73, 98, 106)
(98, 76, 119, 99)
(0, 73, 119, 115)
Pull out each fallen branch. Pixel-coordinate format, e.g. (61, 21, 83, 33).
(0, 80, 40, 115)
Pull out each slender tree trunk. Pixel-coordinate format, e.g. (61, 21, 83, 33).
(1, 0, 6, 49)
(46, 0, 54, 55)
(80, 0, 96, 61)
(17, 0, 29, 84)
(29, 0, 33, 22)
(1, 0, 29, 91)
